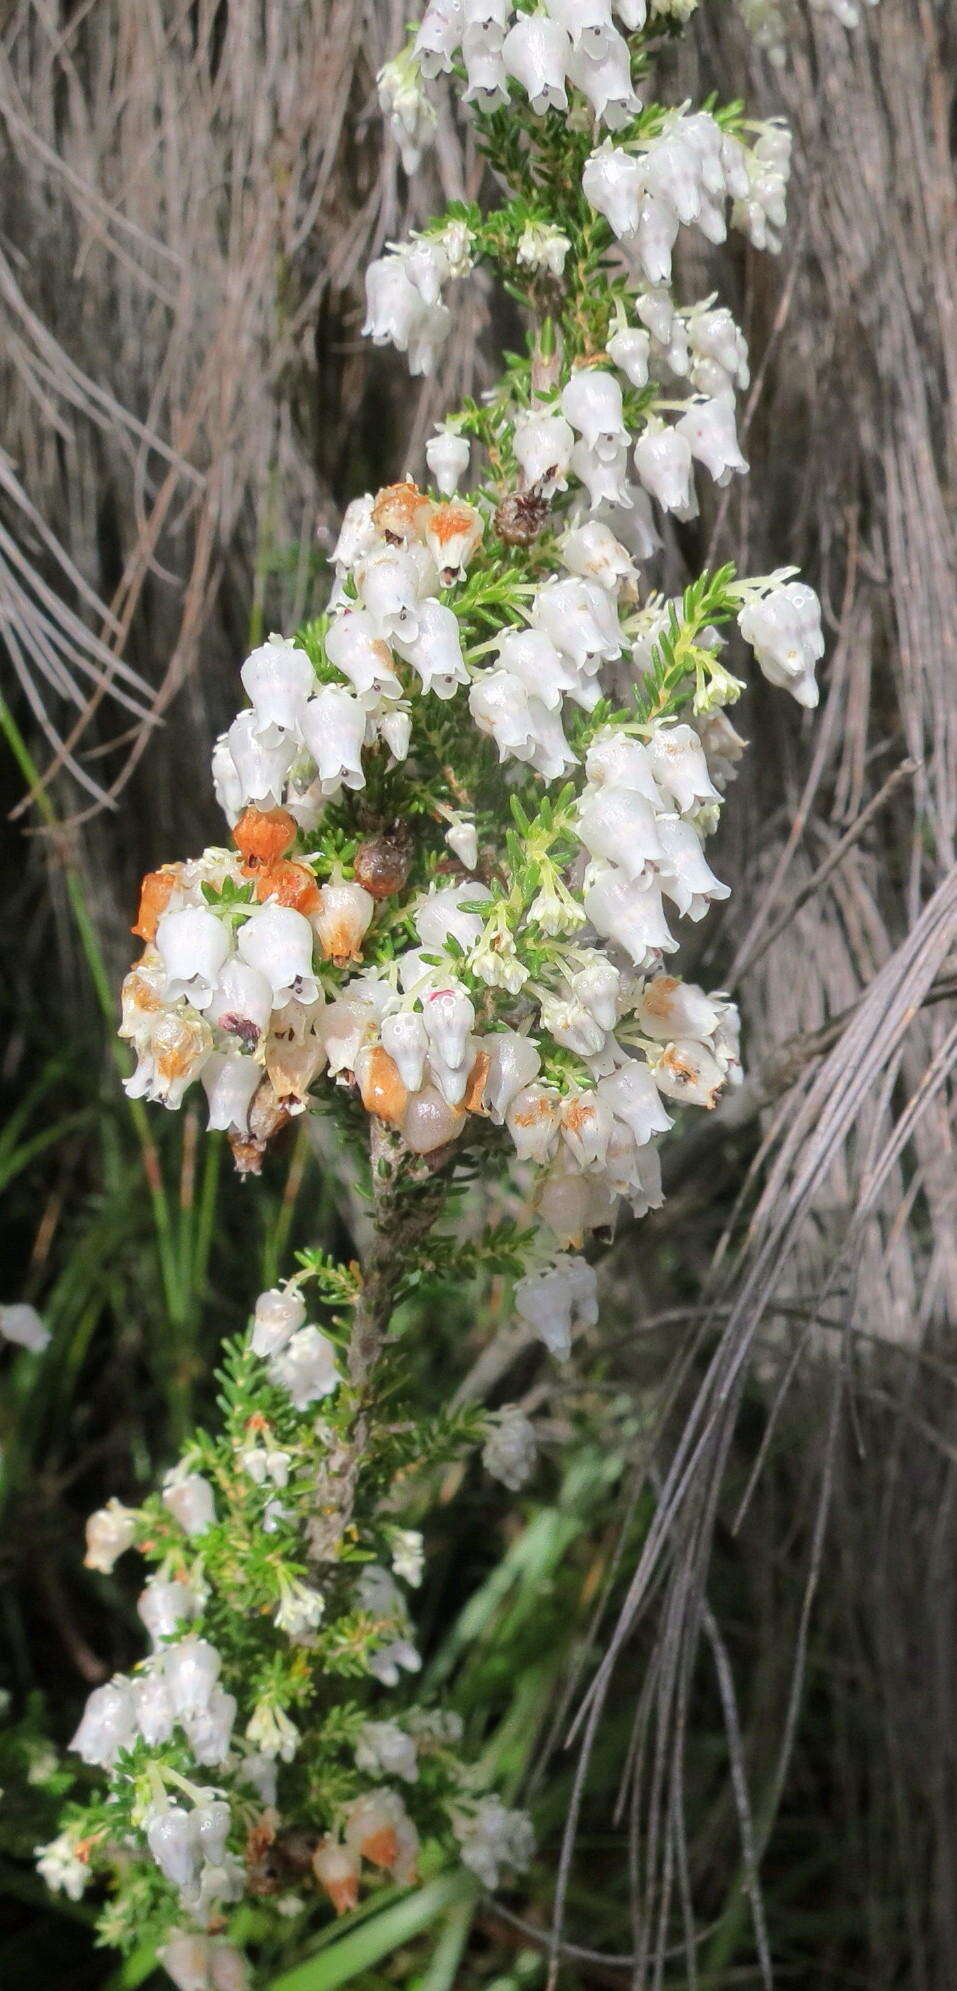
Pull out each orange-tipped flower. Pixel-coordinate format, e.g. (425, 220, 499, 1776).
(233, 806, 297, 871)
(312, 1836, 360, 1915)
(253, 860, 322, 917)
(131, 866, 180, 943)
(356, 1046, 409, 1129)
(372, 479, 425, 541)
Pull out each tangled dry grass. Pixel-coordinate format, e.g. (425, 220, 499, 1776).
(2, 2, 956, 1984)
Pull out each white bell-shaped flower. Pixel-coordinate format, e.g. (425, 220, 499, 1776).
(240, 638, 313, 745)
(544, 0, 615, 53)
(483, 1031, 542, 1123)
(540, 992, 607, 1058)
(84, 1498, 137, 1574)
(652, 1038, 728, 1109)
(70, 1678, 137, 1767)
(737, 581, 823, 708)
(162, 1470, 216, 1537)
(582, 141, 643, 239)
(237, 903, 319, 1005)
(512, 409, 575, 496)
(463, 41, 509, 109)
(607, 324, 651, 387)
(312, 879, 374, 965)
(573, 958, 621, 1031)
(363, 254, 426, 352)
(516, 219, 571, 276)
(482, 1405, 538, 1490)
(414, 880, 488, 953)
(161, 1634, 222, 1718)
(211, 732, 244, 825)
(501, 14, 571, 112)
(633, 422, 697, 514)
(560, 369, 625, 456)
(635, 189, 680, 285)
(688, 307, 749, 391)
(394, 597, 469, 699)
(638, 975, 720, 1042)
(356, 1719, 420, 1784)
(596, 1058, 672, 1143)
(185, 1684, 238, 1769)
(131, 1669, 176, 1747)
(655, 815, 730, 920)
(584, 730, 664, 804)
(641, 126, 703, 228)
(514, 1253, 598, 1358)
(494, 627, 577, 710)
(569, 437, 632, 511)
(138, 1577, 201, 1645)
(648, 721, 721, 812)
(155, 907, 231, 1010)
(675, 393, 748, 486)
(415, 0, 463, 76)
(300, 685, 366, 792)
(206, 958, 274, 1048)
(445, 813, 479, 869)
(224, 708, 296, 808)
(560, 1089, 616, 1169)
(269, 1324, 339, 1409)
(531, 575, 624, 669)
(426, 428, 471, 496)
(325, 610, 400, 697)
(146, 1806, 199, 1889)
(614, 0, 647, 23)
(584, 862, 677, 966)
(561, 520, 634, 591)
(505, 1081, 562, 1163)
(201, 1052, 261, 1135)
(567, 34, 640, 128)
(537, 1164, 617, 1245)
(359, 550, 424, 644)
(251, 1284, 307, 1358)
(576, 785, 664, 879)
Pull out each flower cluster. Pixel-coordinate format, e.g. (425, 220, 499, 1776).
(38, 0, 867, 1979)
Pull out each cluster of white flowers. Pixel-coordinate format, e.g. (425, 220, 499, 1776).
(71, 1634, 236, 1776)
(363, 222, 475, 376)
(482, 1404, 539, 1488)
(452, 1794, 536, 1889)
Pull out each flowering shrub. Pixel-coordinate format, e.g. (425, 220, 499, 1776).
(38, 0, 872, 1982)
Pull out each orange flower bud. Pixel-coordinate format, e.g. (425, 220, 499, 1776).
(253, 860, 322, 916)
(131, 866, 180, 942)
(356, 1046, 409, 1129)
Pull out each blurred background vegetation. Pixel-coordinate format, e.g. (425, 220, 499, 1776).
(2, 1, 957, 1986)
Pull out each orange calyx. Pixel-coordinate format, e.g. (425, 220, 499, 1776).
(233, 806, 297, 870)
(252, 860, 322, 916)
(464, 1048, 491, 1114)
(131, 866, 180, 942)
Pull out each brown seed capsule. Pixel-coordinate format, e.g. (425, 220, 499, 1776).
(353, 832, 412, 901)
(494, 485, 550, 547)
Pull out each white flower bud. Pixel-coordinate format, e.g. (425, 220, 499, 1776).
(379, 705, 413, 761)
(269, 1325, 339, 1409)
(414, 880, 488, 953)
(638, 975, 720, 1042)
(422, 984, 475, 1070)
(516, 219, 571, 276)
(426, 428, 471, 496)
(444, 813, 479, 870)
(379, 1011, 429, 1093)
(584, 863, 678, 966)
(607, 324, 651, 387)
(501, 13, 571, 113)
(363, 254, 426, 352)
(70, 1678, 137, 1766)
(582, 141, 643, 238)
(482, 1405, 538, 1490)
(314, 995, 377, 1074)
(378, 50, 437, 174)
(648, 721, 721, 812)
(245, 1701, 299, 1762)
(155, 907, 231, 1011)
(390, 1528, 425, 1586)
(162, 1470, 215, 1537)
(184, 1684, 238, 1768)
(237, 902, 320, 1005)
(275, 1577, 325, 1638)
(482, 1031, 542, 1123)
(240, 638, 313, 744)
(84, 1498, 138, 1573)
(737, 580, 823, 708)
